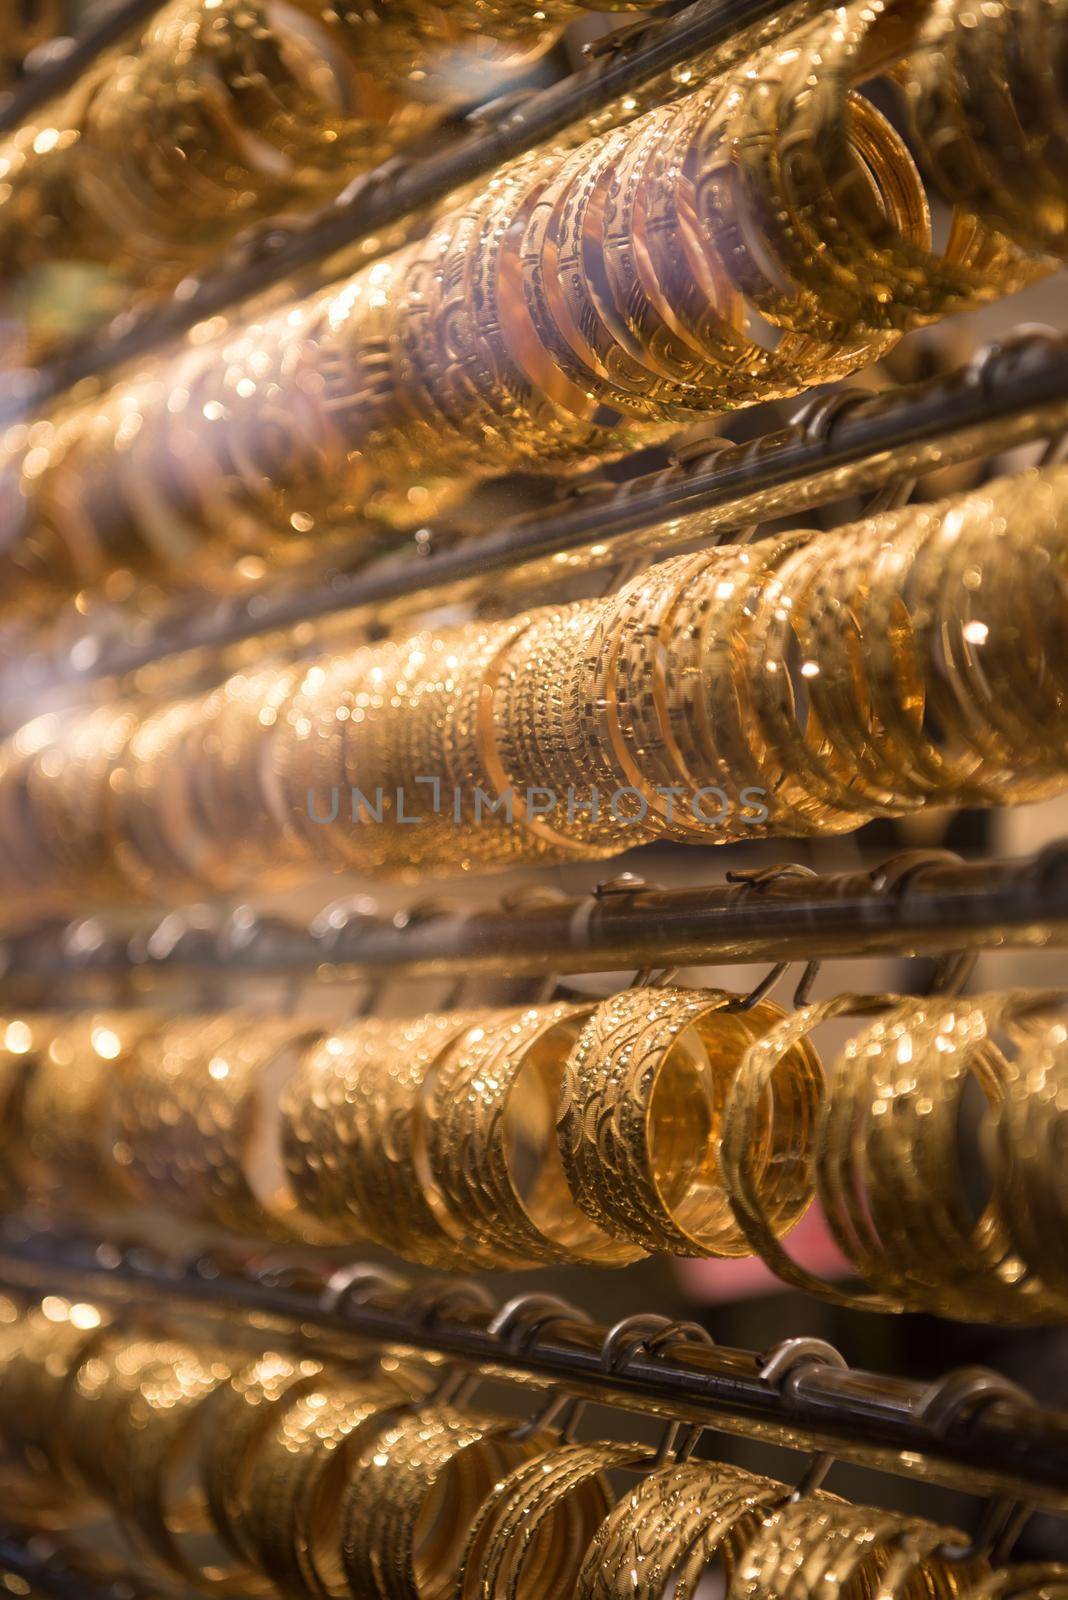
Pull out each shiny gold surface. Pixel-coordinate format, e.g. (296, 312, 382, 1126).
(2, 466, 1067, 900)
(0, 0, 644, 303)
(2, 0, 1068, 1582)
(3, 987, 1068, 1317)
(2, 0, 1065, 605)
(1, 1300, 1041, 1600)
(557, 987, 820, 1257)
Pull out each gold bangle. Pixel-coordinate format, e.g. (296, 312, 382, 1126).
(0, 1297, 111, 1487)
(114, 1013, 328, 1239)
(199, 1349, 335, 1574)
(720, 994, 899, 1307)
(425, 1003, 640, 1267)
(456, 1441, 645, 1599)
(577, 1460, 786, 1599)
(820, 992, 1063, 1321)
(280, 1010, 491, 1263)
(16, 1010, 161, 1210)
(246, 1374, 422, 1600)
(341, 1404, 543, 1600)
(988, 1000, 1068, 1303)
(733, 1497, 982, 1600)
(559, 986, 821, 1256)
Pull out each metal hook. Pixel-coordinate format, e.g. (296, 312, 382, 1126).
(792, 960, 823, 1006)
(511, 1390, 589, 1445)
(582, 12, 674, 60)
(629, 966, 681, 990)
(966, 325, 1063, 396)
(760, 1336, 848, 1389)
(912, 1367, 1036, 1562)
(647, 1322, 715, 1466)
(933, 1499, 1036, 1566)
(600, 1314, 679, 1374)
(392, 896, 466, 933)
(403, 1278, 497, 1330)
(668, 431, 738, 472)
(759, 1337, 848, 1498)
(309, 893, 384, 1017)
(721, 863, 822, 1012)
(250, 1260, 334, 1299)
(928, 948, 979, 997)
(310, 893, 379, 958)
(863, 475, 917, 516)
(593, 872, 659, 899)
(720, 961, 791, 1012)
(427, 1367, 482, 1408)
(141, 904, 229, 1009)
(791, 387, 873, 445)
(868, 848, 962, 899)
(322, 1263, 407, 1317)
(599, 1316, 715, 1465)
(220, 904, 315, 1014)
(1037, 428, 1068, 469)
(490, 1292, 589, 1352)
(867, 850, 974, 997)
(385, 1278, 497, 1407)
(488, 1294, 593, 1438)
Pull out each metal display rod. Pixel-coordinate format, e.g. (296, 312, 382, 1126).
(7, 0, 819, 419)
(3, 844, 1067, 987)
(52, 331, 1068, 686)
(1, 1226, 1066, 1509)
(0, 0, 166, 135)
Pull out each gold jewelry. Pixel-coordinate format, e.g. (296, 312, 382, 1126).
(280, 1010, 490, 1262)
(559, 986, 821, 1256)
(456, 1441, 647, 1599)
(577, 1460, 786, 1599)
(340, 1404, 542, 1600)
(424, 1003, 641, 1266)
(246, 1374, 422, 1600)
(114, 1013, 328, 1239)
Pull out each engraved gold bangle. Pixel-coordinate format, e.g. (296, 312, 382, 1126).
(455, 1441, 645, 1599)
(341, 1404, 543, 1600)
(424, 1003, 640, 1267)
(577, 1461, 787, 1600)
(558, 986, 821, 1257)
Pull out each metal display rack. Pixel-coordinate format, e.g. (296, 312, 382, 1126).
(1, 0, 822, 422)
(38, 330, 1068, 687)
(3, 0, 1068, 1573)
(0, 0, 166, 135)
(2, 845, 1065, 987)
(1, 1225, 1066, 1513)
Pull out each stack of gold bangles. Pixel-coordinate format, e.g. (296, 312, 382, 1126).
(2, 1291, 1062, 1600)
(0, 0, 663, 298)
(3, 982, 1068, 1321)
(2, 0, 1065, 603)
(2, 466, 1066, 902)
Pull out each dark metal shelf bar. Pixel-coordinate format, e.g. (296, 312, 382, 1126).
(3, 844, 1067, 987)
(0, 1229, 1066, 1507)
(57, 332, 1068, 686)
(0, 0, 166, 136)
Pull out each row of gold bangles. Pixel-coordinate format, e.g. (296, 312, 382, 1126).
(2, 465, 1066, 901)
(0, 0, 663, 295)
(3, 981, 1067, 1322)
(1, 1294, 1065, 1600)
(2, 0, 1066, 603)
